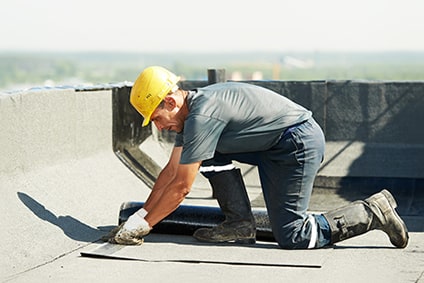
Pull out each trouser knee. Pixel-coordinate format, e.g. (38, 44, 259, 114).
(272, 215, 328, 249)
(273, 222, 306, 249)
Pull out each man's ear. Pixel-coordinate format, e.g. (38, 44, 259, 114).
(163, 96, 176, 110)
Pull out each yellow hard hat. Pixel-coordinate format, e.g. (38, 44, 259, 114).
(130, 66, 180, 127)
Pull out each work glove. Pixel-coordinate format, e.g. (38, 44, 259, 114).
(107, 208, 152, 245)
(101, 225, 122, 242)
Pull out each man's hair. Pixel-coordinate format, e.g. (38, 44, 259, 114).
(157, 100, 166, 109)
(158, 88, 180, 109)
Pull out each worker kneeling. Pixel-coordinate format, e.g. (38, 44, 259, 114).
(107, 66, 408, 249)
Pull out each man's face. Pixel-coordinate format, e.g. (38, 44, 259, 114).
(150, 101, 183, 133)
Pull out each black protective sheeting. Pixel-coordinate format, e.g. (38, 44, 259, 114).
(119, 202, 276, 242)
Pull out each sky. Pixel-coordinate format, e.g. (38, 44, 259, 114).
(0, 0, 423, 53)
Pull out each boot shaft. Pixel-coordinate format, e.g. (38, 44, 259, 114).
(209, 168, 255, 225)
(323, 201, 373, 243)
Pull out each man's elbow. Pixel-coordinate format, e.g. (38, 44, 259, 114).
(170, 181, 191, 201)
(178, 185, 191, 199)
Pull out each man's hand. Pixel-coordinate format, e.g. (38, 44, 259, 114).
(108, 208, 152, 245)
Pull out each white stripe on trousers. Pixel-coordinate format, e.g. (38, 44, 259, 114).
(199, 164, 235, 173)
(307, 215, 318, 249)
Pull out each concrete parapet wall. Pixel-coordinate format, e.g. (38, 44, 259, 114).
(1, 89, 112, 174)
(0, 87, 150, 279)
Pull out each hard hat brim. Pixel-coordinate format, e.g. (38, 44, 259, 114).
(142, 116, 150, 127)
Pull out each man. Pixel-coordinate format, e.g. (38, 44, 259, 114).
(110, 66, 408, 249)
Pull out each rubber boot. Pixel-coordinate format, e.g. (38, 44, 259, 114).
(322, 189, 409, 248)
(193, 168, 256, 244)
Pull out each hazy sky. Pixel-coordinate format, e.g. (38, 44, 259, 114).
(1, 0, 423, 53)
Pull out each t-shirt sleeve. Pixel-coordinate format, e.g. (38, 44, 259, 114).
(179, 115, 226, 164)
(174, 132, 183, 147)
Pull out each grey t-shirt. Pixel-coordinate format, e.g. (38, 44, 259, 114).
(175, 82, 312, 164)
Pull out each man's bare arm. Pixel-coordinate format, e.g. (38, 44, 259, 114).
(144, 160, 201, 227)
(142, 146, 182, 212)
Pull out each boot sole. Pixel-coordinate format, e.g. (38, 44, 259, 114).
(193, 235, 256, 245)
(235, 238, 256, 245)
